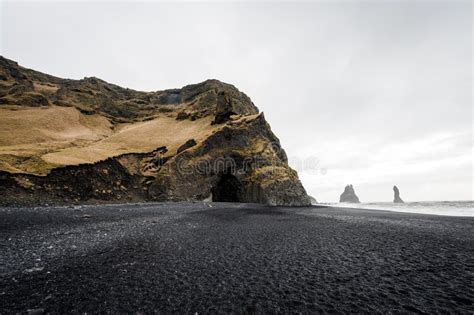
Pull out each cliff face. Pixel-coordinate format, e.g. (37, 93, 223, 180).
(339, 184, 360, 203)
(0, 56, 310, 206)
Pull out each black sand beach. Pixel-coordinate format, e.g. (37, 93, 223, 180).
(1, 202, 473, 313)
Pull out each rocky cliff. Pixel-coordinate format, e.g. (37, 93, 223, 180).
(339, 184, 360, 203)
(0, 56, 310, 206)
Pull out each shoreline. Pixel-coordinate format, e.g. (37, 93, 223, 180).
(320, 201, 474, 218)
(320, 204, 474, 218)
(2, 200, 472, 217)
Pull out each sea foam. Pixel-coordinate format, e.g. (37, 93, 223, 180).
(326, 201, 474, 217)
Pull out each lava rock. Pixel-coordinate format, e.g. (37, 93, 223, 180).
(212, 91, 236, 124)
(177, 139, 197, 154)
(176, 111, 190, 121)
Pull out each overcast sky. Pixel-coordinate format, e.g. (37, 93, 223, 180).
(1, 1, 472, 202)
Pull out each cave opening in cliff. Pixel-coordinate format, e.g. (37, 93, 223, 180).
(212, 173, 243, 202)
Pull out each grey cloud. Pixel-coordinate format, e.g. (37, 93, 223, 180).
(1, 1, 471, 201)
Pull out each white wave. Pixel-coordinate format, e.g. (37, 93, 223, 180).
(323, 201, 474, 217)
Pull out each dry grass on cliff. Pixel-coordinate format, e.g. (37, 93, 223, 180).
(0, 105, 113, 147)
(0, 105, 219, 175)
(33, 81, 59, 94)
(42, 114, 218, 166)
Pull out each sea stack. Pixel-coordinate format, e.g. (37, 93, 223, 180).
(339, 184, 360, 203)
(393, 186, 404, 203)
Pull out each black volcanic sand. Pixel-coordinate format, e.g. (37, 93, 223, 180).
(1, 203, 473, 313)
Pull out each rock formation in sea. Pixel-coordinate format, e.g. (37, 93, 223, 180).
(339, 184, 360, 203)
(393, 185, 404, 203)
(0, 56, 311, 206)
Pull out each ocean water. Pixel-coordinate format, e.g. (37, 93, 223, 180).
(323, 201, 474, 217)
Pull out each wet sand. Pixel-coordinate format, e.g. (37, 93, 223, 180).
(1, 202, 473, 313)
